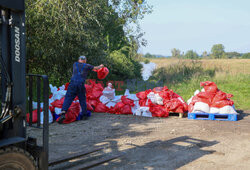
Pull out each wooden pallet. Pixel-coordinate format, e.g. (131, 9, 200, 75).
(169, 112, 186, 118)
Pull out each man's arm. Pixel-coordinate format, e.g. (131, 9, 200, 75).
(93, 64, 104, 71)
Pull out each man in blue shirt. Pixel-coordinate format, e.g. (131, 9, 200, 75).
(58, 56, 104, 124)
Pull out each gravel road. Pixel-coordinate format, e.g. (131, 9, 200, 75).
(27, 110, 250, 170)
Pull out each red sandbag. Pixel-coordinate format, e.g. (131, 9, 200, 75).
(136, 89, 152, 100)
(188, 103, 195, 113)
(165, 98, 182, 111)
(87, 102, 94, 111)
(139, 99, 147, 106)
(174, 105, 185, 113)
(149, 104, 169, 117)
(109, 102, 125, 114)
(120, 105, 133, 115)
(49, 94, 53, 99)
(51, 97, 65, 108)
(212, 90, 233, 103)
(85, 84, 92, 94)
(57, 102, 80, 124)
(191, 92, 215, 105)
(88, 99, 98, 108)
(200, 81, 218, 93)
(153, 86, 168, 93)
(65, 82, 70, 90)
(121, 96, 135, 106)
(49, 106, 55, 113)
(94, 102, 109, 113)
(210, 99, 234, 108)
(26, 109, 42, 123)
(90, 83, 103, 99)
(95, 67, 109, 80)
(161, 90, 179, 101)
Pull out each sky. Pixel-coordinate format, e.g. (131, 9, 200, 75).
(139, 0, 250, 56)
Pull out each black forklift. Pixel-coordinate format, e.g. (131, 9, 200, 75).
(0, 0, 119, 169)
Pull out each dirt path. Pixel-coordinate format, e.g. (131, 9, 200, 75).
(28, 111, 250, 169)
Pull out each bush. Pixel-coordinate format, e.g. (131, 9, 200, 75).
(144, 59, 150, 64)
(106, 48, 142, 81)
(149, 60, 216, 84)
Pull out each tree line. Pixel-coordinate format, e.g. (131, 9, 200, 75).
(26, 0, 152, 86)
(144, 44, 250, 59)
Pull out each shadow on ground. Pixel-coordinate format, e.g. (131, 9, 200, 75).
(50, 134, 218, 170)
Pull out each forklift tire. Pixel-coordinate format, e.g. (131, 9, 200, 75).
(0, 146, 37, 170)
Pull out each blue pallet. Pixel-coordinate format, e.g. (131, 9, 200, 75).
(188, 112, 237, 121)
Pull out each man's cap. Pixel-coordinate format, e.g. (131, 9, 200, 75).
(79, 56, 86, 60)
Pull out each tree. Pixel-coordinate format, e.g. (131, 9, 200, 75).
(185, 50, 200, 59)
(25, 0, 151, 85)
(171, 48, 181, 58)
(144, 53, 156, 58)
(223, 52, 241, 59)
(202, 51, 208, 58)
(242, 53, 250, 59)
(211, 44, 225, 59)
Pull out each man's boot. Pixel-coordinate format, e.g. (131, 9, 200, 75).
(58, 111, 66, 124)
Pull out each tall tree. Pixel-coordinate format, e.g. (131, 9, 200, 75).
(202, 51, 208, 58)
(211, 44, 225, 59)
(171, 48, 181, 58)
(185, 50, 199, 59)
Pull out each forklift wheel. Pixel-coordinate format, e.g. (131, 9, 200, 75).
(0, 146, 37, 170)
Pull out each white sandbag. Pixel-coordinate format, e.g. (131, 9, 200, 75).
(155, 93, 163, 105)
(106, 101, 117, 108)
(193, 102, 210, 113)
(54, 107, 62, 115)
(103, 84, 115, 100)
(49, 84, 67, 101)
(135, 107, 152, 117)
(194, 90, 200, 96)
(99, 95, 110, 104)
(40, 110, 53, 124)
(50, 84, 58, 94)
(124, 89, 130, 96)
(147, 92, 163, 105)
(131, 101, 140, 115)
(32, 102, 44, 110)
(219, 105, 238, 114)
(126, 94, 139, 101)
(124, 89, 139, 101)
(58, 85, 65, 91)
(187, 89, 200, 105)
(187, 96, 193, 105)
(210, 107, 219, 114)
(51, 90, 66, 101)
(111, 95, 122, 103)
(177, 97, 185, 104)
(32, 101, 38, 109)
(147, 92, 156, 103)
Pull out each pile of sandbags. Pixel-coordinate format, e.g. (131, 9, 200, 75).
(135, 86, 188, 117)
(188, 81, 237, 114)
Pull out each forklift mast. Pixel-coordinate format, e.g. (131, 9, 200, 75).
(0, 0, 26, 140)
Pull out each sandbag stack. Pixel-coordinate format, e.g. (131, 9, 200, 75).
(188, 81, 237, 114)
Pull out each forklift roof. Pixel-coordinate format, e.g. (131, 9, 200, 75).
(0, 0, 24, 11)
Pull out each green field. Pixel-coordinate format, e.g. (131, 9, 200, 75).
(149, 59, 250, 110)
